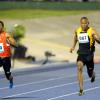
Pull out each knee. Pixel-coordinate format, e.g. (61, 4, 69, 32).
(77, 61, 83, 72)
(5, 71, 11, 80)
(78, 66, 83, 72)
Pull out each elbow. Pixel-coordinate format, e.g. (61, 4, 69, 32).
(96, 40, 100, 44)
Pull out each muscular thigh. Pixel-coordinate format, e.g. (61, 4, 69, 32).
(2, 57, 11, 72)
(77, 54, 94, 65)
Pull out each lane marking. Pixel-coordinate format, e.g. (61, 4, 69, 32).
(0, 74, 77, 90)
(2, 76, 100, 99)
(47, 85, 100, 100)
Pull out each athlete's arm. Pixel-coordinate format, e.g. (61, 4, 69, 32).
(6, 33, 18, 47)
(70, 31, 78, 53)
(92, 30, 100, 44)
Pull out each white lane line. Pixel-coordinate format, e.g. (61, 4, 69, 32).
(2, 76, 100, 99)
(2, 82, 78, 99)
(47, 85, 100, 100)
(0, 74, 78, 90)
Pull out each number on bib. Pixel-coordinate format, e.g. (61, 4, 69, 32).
(78, 33, 89, 43)
(0, 43, 4, 52)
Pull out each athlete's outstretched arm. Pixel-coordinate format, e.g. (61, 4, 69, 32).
(6, 33, 18, 47)
(92, 30, 100, 44)
(70, 31, 77, 53)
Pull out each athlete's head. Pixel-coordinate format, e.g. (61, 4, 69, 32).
(80, 17, 89, 31)
(0, 20, 4, 32)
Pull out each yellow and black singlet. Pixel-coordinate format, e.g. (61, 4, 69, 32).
(76, 27, 95, 54)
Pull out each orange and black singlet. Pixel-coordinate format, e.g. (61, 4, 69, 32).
(0, 32, 11, 57)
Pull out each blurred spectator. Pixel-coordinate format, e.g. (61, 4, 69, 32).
(83, 0, 88, 2)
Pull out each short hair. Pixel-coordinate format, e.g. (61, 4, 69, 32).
(80, 17, 88, 21)
(0, 20, 4, 28)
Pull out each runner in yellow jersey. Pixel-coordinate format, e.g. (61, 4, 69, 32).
(70, 17, 100, 96)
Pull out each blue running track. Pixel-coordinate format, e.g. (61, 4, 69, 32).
(0, 63, 100, 100)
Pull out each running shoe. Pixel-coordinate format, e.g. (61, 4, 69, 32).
(79, 89, 84, 96)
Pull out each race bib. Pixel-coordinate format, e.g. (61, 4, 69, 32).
(78, 33, 89, 43)
(0, 43, 4, 52)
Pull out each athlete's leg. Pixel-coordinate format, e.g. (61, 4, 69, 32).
(0, 58, 3, 67)
(86, 63, 94, 77)
(91, 71, 95, 83)
(86, 61, 95, 82)
(3, 57, 13, 88)
(77, 60, 84, 95)
(86, 54, 95, 82)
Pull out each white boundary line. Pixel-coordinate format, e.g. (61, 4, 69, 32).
(2, 76, 100, 99)
(0, 74, 78, 90)
(47, 85, 100, 100)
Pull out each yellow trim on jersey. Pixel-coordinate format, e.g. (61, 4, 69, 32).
(76, 27, 82, 35)
(87, 27, 94, 47)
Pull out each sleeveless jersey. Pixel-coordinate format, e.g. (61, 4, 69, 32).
(0, 32, 11, 57)
(76, 27, 95, 54)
